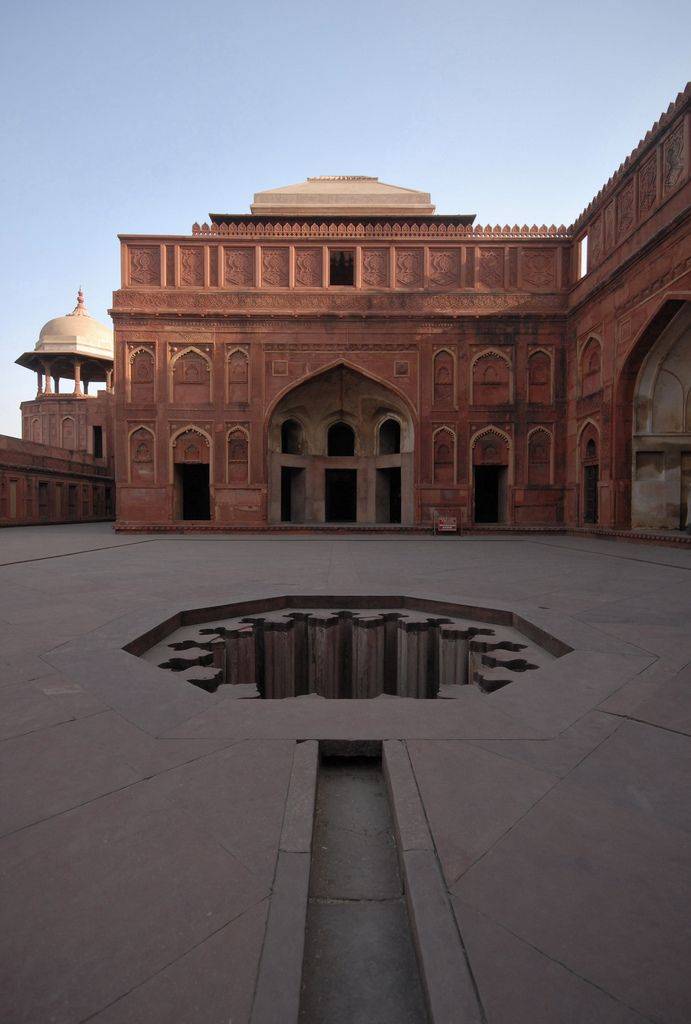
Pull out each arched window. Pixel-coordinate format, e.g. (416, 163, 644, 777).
(586, 438, 597, 460)
(379, 418, 401, 454)
(328, 421, 355, 456)
(281, 419, 303, 455)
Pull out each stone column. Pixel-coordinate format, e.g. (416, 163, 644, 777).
(106, 368, 114, 393)
(439, 626, 468, 686)
(287, 612, 309, 695)
(308, 615, 340, 698)
(42, 364, 53, 395)
(36, 369, 43, 396)
(73, 359, 83, 397)
(352, 616, 385, 698)
(382, 612, 403, 694)
(397, 620, 432, 698)
(225, 625, 255, 686)
(262, 620, 295, 699)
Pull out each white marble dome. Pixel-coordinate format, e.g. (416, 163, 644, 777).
(35, 289, 113, 360)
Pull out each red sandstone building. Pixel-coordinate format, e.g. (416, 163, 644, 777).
(3, 85, 690, 533)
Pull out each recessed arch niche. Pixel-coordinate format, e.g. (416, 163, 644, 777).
(631, 303, 691, 529)
(267, 363, 414, 525)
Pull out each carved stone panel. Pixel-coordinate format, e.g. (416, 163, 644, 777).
(521, 248, 557, 289)
(528, 431, 551, 485)
(361, 248, 389, 288)
(395, 248, 423, 288)
(129, 246, 161, 285)
(180, 246, 204, 287)
(130, 348, 155, 404)
(604, 201, 616, 251)
(433, 429, 455, 484)
(638, 154, 658, 216)
(224, 248, 255, 287)
(261, 247, 290, 287)
(616, 179, 635, 239)
(295, 248, 322, 288)
(428, 249, 460, 288)
(478, 248, 505, 289)
(663, 122, 685, 194)
(588, 220, 603, 269)
(130, 427, 155, 484)
(227, 428, 249, 485)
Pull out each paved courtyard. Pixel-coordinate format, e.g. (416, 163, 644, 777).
(1, 524, 690, 1023)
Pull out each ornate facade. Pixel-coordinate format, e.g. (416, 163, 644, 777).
(6, 86, 691, 532)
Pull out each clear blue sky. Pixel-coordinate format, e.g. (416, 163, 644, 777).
(0, 0, 689, 435)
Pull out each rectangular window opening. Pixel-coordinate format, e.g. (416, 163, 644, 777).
(93, 426, 103, 459)
(577, 234, 588, 280)
(329, 249, 355, 286)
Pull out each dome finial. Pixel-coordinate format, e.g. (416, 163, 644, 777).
(70, 287, 88, 317)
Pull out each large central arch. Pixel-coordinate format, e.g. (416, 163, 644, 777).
(267, 363, 415, 525)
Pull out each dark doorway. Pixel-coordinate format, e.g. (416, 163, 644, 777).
(474, 466, 506, 523)
(281, 466, 305, 522)
(376, 467, 401, 523)
(583, 464, 599, 524)
(327, 421, 355, 456)
(281, 419, 303, 455)
(178, 464, 211, 520)
(325, 469, 357, 522)
(93, 425, 103, 459)
(379, 419, 401, 454)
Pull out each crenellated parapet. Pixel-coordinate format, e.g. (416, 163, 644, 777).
(191, 219, 571, 240)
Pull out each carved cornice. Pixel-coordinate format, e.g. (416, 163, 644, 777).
(111, 289, 567, 317)
(191, 220, 571, 240)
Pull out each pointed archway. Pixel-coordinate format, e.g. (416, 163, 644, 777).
(267, 364, 415, 524)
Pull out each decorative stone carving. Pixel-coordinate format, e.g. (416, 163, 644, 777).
(180, 246, 204, 286)
(295, 248, 322, 287)
(172, 428, 210, 464)
(395, 249, 423, 288)
(261, 247, 289, 287)
(527, 350, 551, 405)
(639, 154, 658, 215)
(227, 349, 249, 404)
(433, 428, 455, 484)
(527, 429, 551, 485)
(113, 287, 567, 315)
(616, 179, 635, 238)
(428, 249, 460, 287)
(433, 350, 454, 407)
(224, 248, 254, 287)
(521, 248, 557, 288)
(129, 427, 155, 484)
(663, 122, 684, 193)
(581, 338, 601, 397)
(604, 201, 615, 251)
(587, 220, 603, 268)
(129, 246, 161, 285)
(361, 248, 388, 287)
(227, 428, 249, 484)
(478, 248, 504, 288)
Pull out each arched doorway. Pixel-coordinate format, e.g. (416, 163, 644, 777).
(630, 304, 691, 530)
(579, 425, 600, 525)
(267, 365, 414, 525)
(172, 428, 212, 521)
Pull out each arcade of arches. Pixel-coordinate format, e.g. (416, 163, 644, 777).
(268, 366, 413, 525)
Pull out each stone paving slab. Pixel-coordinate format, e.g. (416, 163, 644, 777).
(454, 899, 649, 1024)
(407, 739, 558, 885)
(0, 782, 269, 1024)
(451, 769, 691, 1023)
(89, 901, 269, 1024)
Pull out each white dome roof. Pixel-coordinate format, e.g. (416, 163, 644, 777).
(36, 290, 113, 361)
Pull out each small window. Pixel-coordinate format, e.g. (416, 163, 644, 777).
(329, 250, 354, 286)
(379, 418, 401, 454)
(585, 438, 597, 460)
(577, 235, 588, 280)
(93, 426, 103, 459)
(281, 419, 303, 455)
(327, 421, 355, 456)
